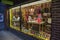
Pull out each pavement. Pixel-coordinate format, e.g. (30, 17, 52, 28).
(0, 31, 23, 40)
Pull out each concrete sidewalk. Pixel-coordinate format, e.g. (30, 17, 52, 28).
(0, 31, 23, 40)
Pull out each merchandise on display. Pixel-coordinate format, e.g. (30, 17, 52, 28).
(9, 7, 21, 31)
(21, 1, 51, 40)
(8, 0, 52, 40)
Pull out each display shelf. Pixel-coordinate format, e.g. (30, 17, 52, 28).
(27, 21, 45, 24)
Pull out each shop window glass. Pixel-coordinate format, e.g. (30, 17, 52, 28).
(21, 1, 51, 40)
(10, 7, 20, 31)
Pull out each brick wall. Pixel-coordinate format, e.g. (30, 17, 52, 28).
(51, 0, 60, 40)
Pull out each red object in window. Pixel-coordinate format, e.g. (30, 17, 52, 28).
(37, 14, 42, 23)
(37, 18, 42, 23)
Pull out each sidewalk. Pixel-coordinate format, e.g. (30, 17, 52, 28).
(0, 31, 23, 40)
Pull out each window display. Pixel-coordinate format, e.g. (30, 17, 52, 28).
(8, 0, 52, 40)
(10, 7, 20, 31)
(21, 0, 51, 40)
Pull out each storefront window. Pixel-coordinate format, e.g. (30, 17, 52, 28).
(10, 7, 20, 31)
(21, 0, 51, 40)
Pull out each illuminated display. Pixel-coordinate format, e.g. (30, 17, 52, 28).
(21, 0, 51, 40)
(10, 6, 20, 31)
(9, 0, 52, 40)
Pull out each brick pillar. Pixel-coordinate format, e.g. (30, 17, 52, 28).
(51, 0, 60, 40)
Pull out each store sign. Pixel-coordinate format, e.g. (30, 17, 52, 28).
(0, 13, 4, 22)
(1, 0, 13, 5)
